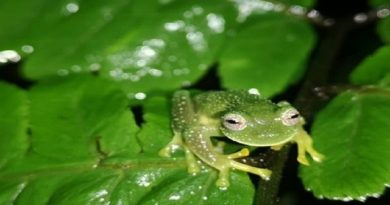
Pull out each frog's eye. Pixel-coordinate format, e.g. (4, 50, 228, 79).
(281, 109, 300, 126)
(223, 113, 247, 131)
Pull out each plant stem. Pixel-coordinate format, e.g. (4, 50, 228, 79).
(254, 18, 352, 205)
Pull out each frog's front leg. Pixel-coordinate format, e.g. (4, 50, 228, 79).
(159, 133, 201, 174)
(214, 141, 250, 159)
(158, 131, 183, 157)
(184, 126, 271, 187)
(293, 129, 324, 165)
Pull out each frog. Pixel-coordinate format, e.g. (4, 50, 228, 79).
(159, 90, 323, 187)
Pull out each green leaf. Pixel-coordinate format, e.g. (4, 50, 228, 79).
(378, 16, 390, 43)
(350, 46, 390, 87)
(369, 0, 390, 7)
(300, 89, 390, 201)
(137, 96, 172, 154)
(278, 0, 314, 7)
(0, 0, 238, 93)
(0, 0, 316, 98)
(219, 14, 315, 97)
(0, 0, 62, 50)
(0, 76, 255, 204)
(0, 82, 28, 176)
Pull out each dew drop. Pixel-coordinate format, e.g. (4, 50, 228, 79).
(140, 46, 156, 58)
(109, 69, 122, 78)
(146, 38, 166, 48)
(71, 65, 81, 72)
(377, 8, 390, 18)
(323, 18, 335, 27)
(89, 63, 101, 71)
(181, 81, 192, 87)
(341, 196, 353, 202)
(186, 31, 207, 51)
(248, 88, 260, 96)
(134, 92, 147, 100)
(192, 6, 204, 15)
(119, 73, 129, 80)
(96, 189, 108, 198)
(164, 20, 185, 31)
(130, 75, 140, 82)
(184, 10, 194, 18)
(57, 69, 69, 76)
(148, 68, 163, 77)
(370, 193, 381, 198)
(307, 9, 320, 19)
(21, 45, 34, 54)
(289, 5, 306, 16)
(357, 196, 367, 202)
(207, 13, 225, 33)
(234, 0, 279, 22)
(136, 174, 152, 187)
(136, 59, 147, 67)
(353, 13, 368, 23)
(0, 50, 21, 63)
(65, 2, 79, 14)
(169, 194, 181, 201)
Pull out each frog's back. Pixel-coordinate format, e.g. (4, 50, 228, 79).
(194, 90, 267, 116)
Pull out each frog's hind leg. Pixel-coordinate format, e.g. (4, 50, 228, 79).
(214, 159, 271, 188)
(229, 160, 272, 181)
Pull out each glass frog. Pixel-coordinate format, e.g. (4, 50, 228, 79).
(159, 90, 323, 187)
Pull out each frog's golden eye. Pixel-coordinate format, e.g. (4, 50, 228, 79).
(223, 113, 247, 131)
(281, 109, 300, 126)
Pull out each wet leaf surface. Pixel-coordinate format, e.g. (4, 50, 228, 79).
(300, 90, 390, 201)
(0, 77, 254, 205)
(0, 0, 315, 98)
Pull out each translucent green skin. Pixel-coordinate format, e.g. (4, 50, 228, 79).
(188, 90, 300, 146)
(160, 90, 323, 187)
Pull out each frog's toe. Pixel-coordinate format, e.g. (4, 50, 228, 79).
(187, 162, 201, 174)
(312, 153, 324, 162)
(254, 168, 272, 180)
(158, 147, 171, 157)
(227, 148, 250, 159)
(216, 168, 230, 188)
(297, 155, 310, 166)
(216, 177, 230, 188)
(308, 149, 325, 162)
